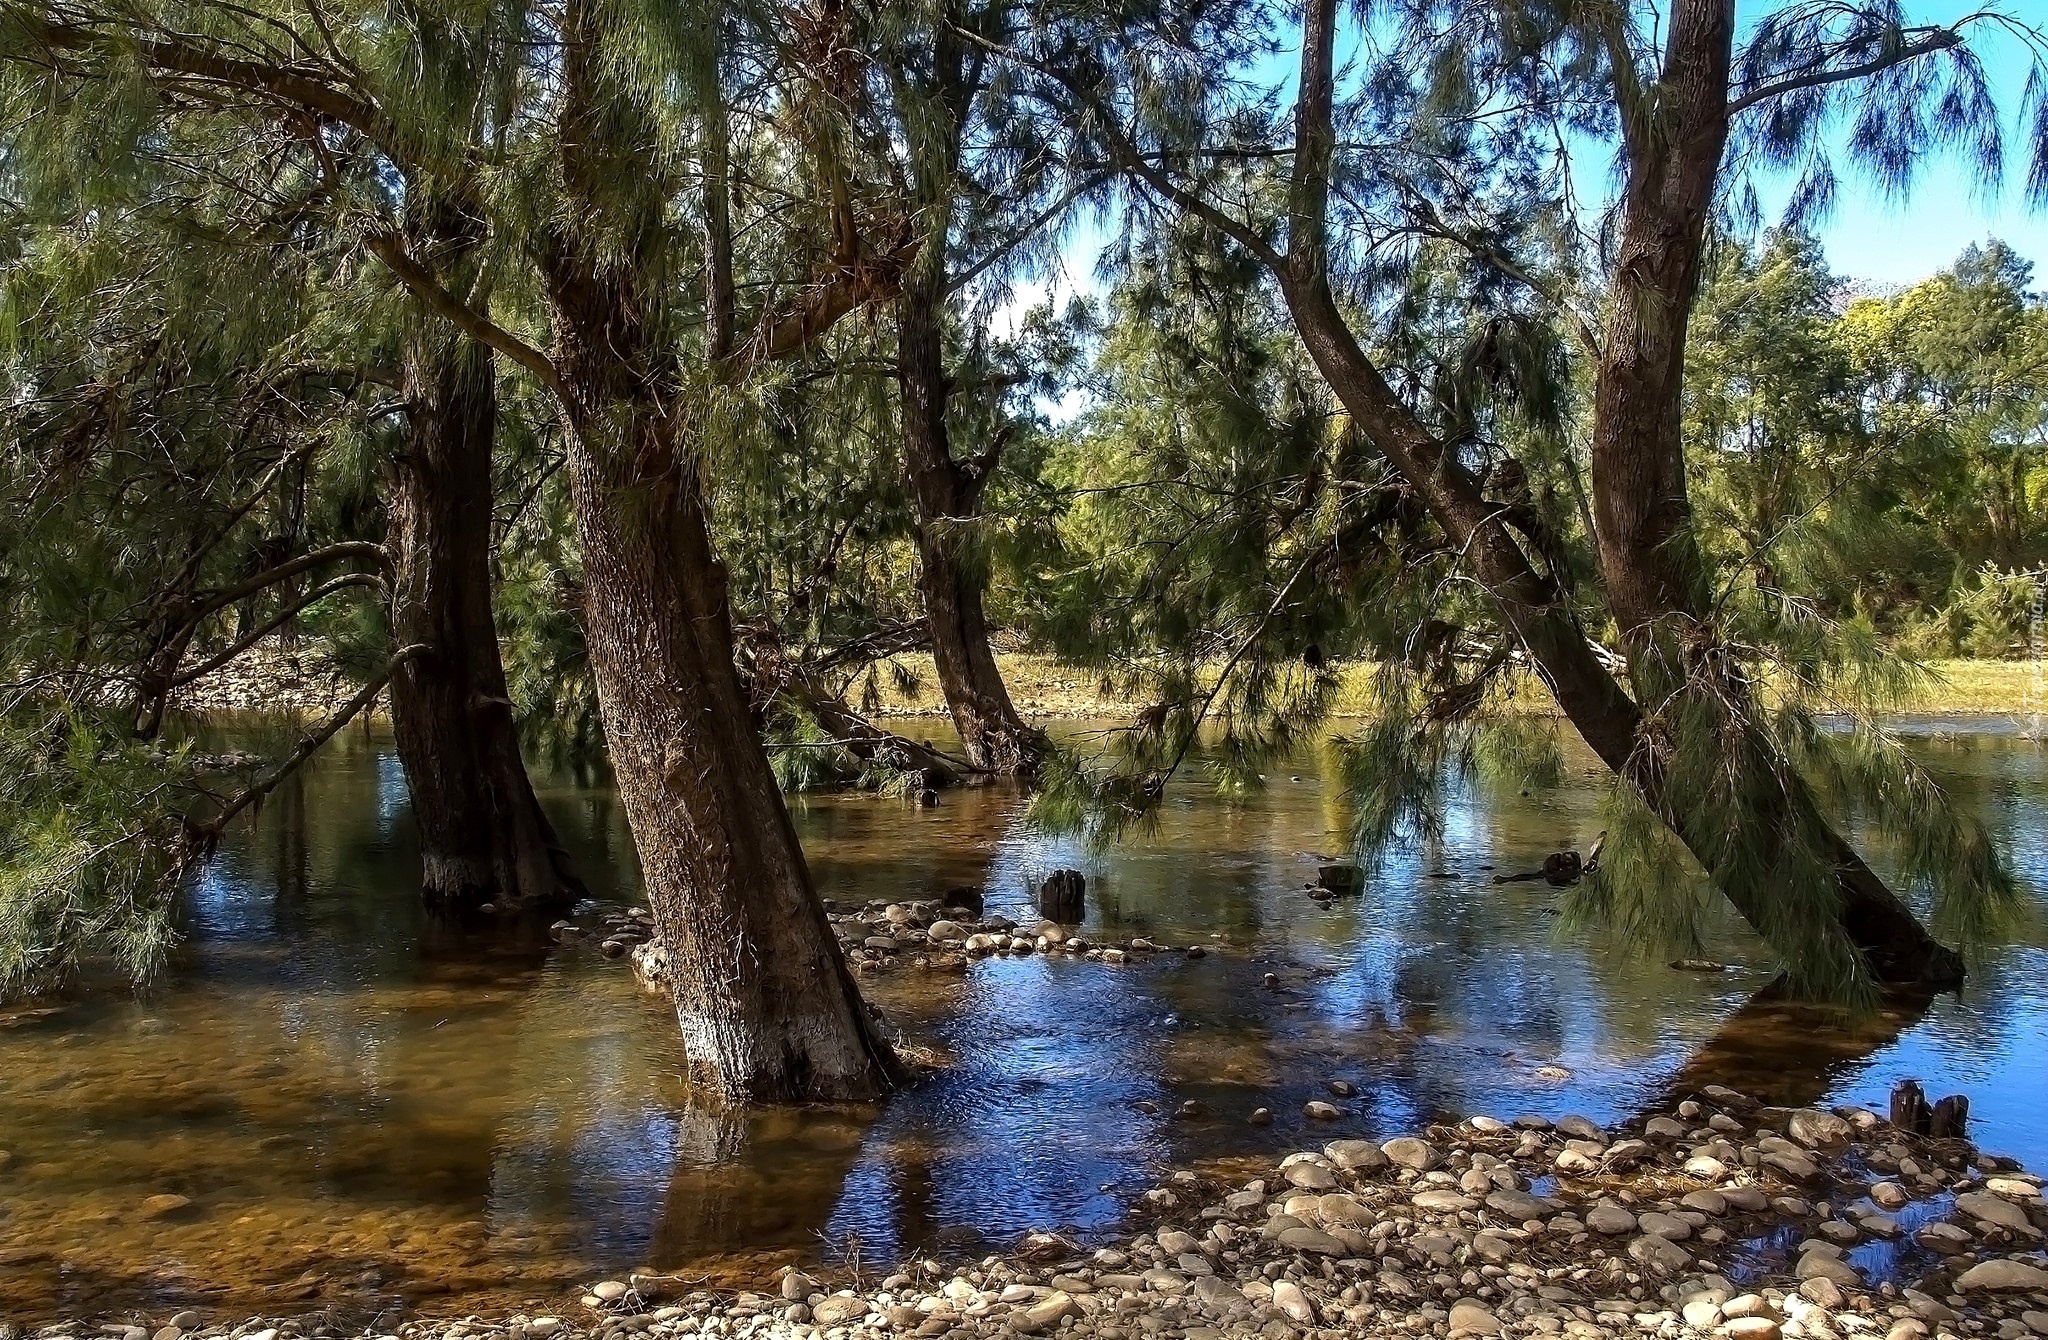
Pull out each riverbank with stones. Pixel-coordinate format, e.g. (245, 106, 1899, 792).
(23, 1083, 2048, 1340)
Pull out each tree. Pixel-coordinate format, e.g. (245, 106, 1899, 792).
(993, 0, 2041, 993)
(4, 0, 914, 1099)
(882, 0, 1074, 776)
(0, 14, 579, 917)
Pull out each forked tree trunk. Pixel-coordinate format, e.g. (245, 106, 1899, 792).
(1265, 0, 1960, 988)
(386, 328, 580, 911)
(898, 263, 1043, 776)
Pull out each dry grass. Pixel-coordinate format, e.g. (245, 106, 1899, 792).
(865, 654, 2046, 721)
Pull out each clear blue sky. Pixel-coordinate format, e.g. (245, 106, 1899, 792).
(1807, 163, 2048, 288)
(1754, 0, 2048, 287)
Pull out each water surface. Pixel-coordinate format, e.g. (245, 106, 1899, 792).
(2, 717, 2044, 1321)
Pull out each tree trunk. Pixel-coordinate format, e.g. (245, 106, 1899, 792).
(385, 326, 580, 912)
(897, 262, 1043, 775)
(1267, 0, 1960, 988)
(543, 249, 898, 1102)
(893, 25, 1043, 779)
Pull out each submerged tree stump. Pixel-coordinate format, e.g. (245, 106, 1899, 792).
(1037, 869, 1086, 922)
(1891, 1079, 1930, 1133)
(1315, 864, 1360, 895)
(1890, 1079, 1970, 1140)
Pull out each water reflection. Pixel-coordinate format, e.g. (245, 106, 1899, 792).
(0, 720, 2044, 1320)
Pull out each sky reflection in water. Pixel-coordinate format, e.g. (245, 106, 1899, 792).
(0, 719, 2043, 1319)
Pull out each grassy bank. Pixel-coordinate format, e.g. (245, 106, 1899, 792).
(869, 655, 2048, 720)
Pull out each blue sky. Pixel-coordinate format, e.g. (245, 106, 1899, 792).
(1008, 0, 2048, 340)
(1758, 0, 2048, 287)
(1808, 162, 2048, 288)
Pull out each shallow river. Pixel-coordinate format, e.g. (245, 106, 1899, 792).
(2, 717, 2045, 1321)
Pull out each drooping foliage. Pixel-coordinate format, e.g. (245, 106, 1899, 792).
(0, 0, 2046, 1015)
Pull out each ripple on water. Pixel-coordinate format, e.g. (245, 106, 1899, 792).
(2, 720, 2046, 1319)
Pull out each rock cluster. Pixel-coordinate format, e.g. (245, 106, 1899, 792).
(625, 899, 1213, 991)
(27, 1087, 2048, 1340)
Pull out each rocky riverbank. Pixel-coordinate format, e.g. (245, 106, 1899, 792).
(22, 1084, 2048, 1340)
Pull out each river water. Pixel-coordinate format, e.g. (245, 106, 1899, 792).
(1, 717, 2044, 1321)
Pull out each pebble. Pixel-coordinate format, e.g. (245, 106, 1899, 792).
(1448, 1299, 1505, 1335)
(1272, 1279, 1313, 1323)
(1587, 1205, 1637, 1235)
(809, 1294, 867, 1325)
(39, 1082, 2048, 1340)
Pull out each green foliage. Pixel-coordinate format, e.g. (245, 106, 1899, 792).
(0, 704, 200, 997)
(0, 0, 2044, 1011)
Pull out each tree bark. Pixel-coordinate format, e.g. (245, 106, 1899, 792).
(1264, 0, 1961, 988)
(894, 31, 1043, 777)
(385, 325, 581, 911)
(538, 18, 900, 1093)
(548, 349, 900, 1101)
(898, 259, 1044, 775)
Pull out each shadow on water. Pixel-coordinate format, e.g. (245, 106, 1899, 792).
(0, 718, 2045, 1319)
(1646, 983, 1938, 1115)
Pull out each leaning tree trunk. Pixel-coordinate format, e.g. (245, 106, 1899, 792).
(1583, 0, 1965, 986)
(559, 402, 899, 1102)
(1264, 0, 1960, 988)
(542, 254, 898, 1102)
(386, 327, 580, 911)
(897, 262, 1043, 776)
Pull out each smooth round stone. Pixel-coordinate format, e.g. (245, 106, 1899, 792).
(1727, 1320, 1782, 1340)
(1637, 1211, 1691, 1240)
(1325, 1139, 1388, 1173)
(1681, 1301, 1723, 1328)
(1272, 1279, 1313, 1323)
(1795, 1252, 1863, 1287)
(1303, 1100, 1342, 1121)
(1448, 1299, 1506, 1336)
(1276, 1226, 1346, 1256)
(810, 1294, 869, 1326)
(1284, 1162, 1337, 1190)
(1586, 1205, 1637, 1235)
(1381, 1137, 1439, 1171)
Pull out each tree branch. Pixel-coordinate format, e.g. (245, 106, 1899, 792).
(24, 11, 399, 156)
(943, 21, 1284, 271)
(187, 540, 389, 623)
(200, 642, 430, 835)
(169, 571, 388, 689)
(947, 172, 1110, 294)
(1726, 28, 1962, 118)
(363, 231, 567, 401)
